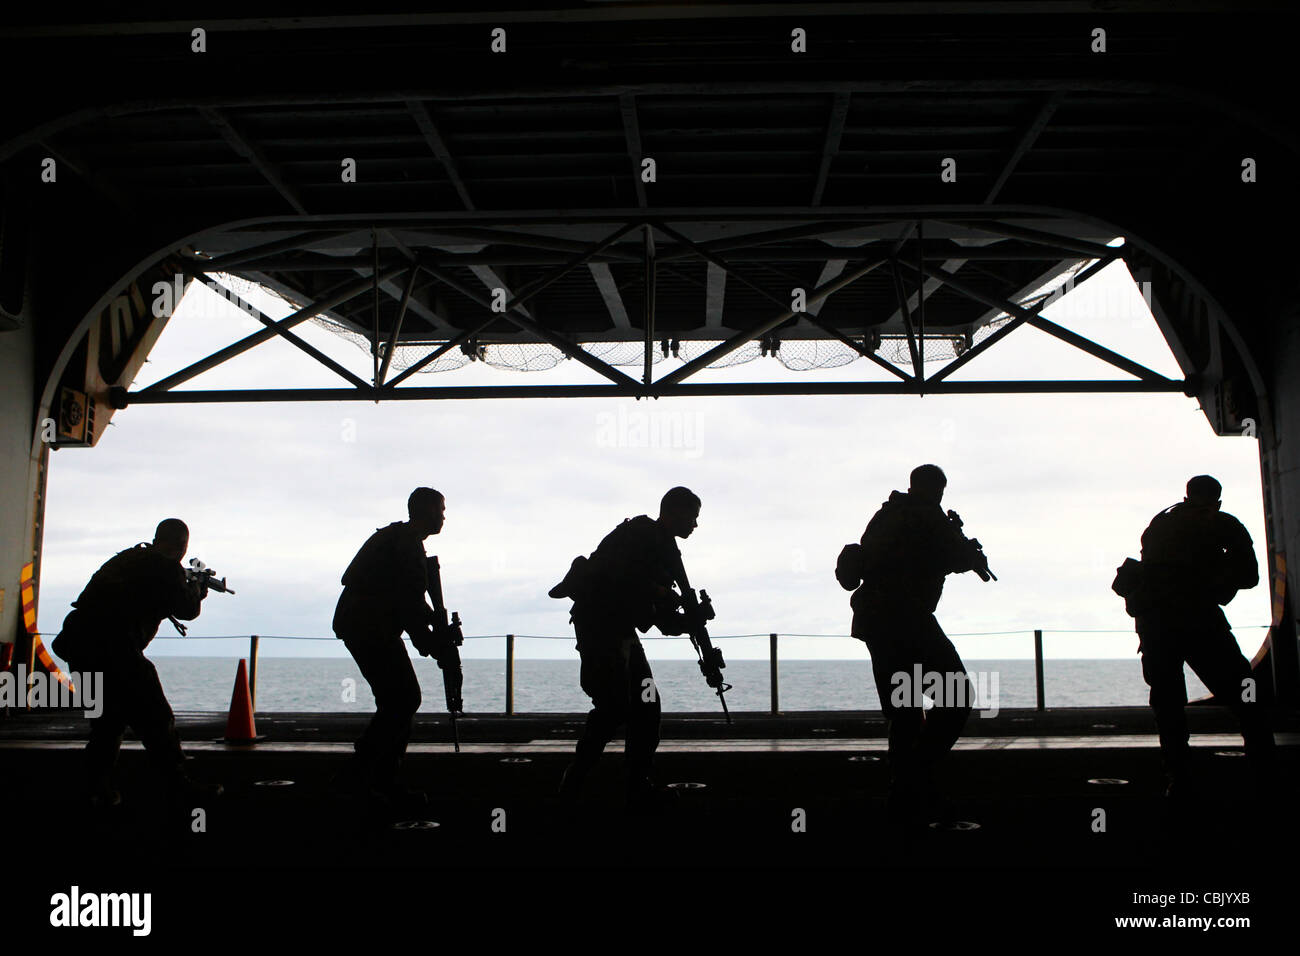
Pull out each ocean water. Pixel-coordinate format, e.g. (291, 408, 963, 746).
(150, 656, 1211, 714)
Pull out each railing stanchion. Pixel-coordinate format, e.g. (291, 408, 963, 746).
(770, 633, 779, 714)
(1034, 629, 1045, 712)
(505, 634, 515, 716)
(249, 635, 260, 710)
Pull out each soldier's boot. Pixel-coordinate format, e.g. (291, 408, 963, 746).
(1161, 748, 1196, 804)
(87, 770, 121, 810)
(912, 766, 960, 825)
(163, 765, 224, 806)
(625, 774, 678, 814)
(1241, 719, 1279, 796)
(333, 755, 420, 817)
(557, 763, 584, 799)
(331, 756, 372, 794)
(85, 737, 123, 809)
(558, 741, 602, 800)
(886, 764, 927, 831)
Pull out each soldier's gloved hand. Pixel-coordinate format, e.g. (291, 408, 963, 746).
(656, 610, 689, 637)
(411, 627, 437, 658)
(431, 636, 458, 669)
(652, 584, 681, 608)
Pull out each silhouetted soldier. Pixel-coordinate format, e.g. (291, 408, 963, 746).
(1133, 475, 1274, 798)
(51, 518, 222, 808)
(550, 487, 700, 810)
(839, 465, 989, 824)
(332, 487, 456, 808)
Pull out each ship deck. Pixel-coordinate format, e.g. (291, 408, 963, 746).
(4, 705, 1296, 938)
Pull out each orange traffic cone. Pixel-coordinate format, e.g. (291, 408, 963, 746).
(223, 659, 265, 744)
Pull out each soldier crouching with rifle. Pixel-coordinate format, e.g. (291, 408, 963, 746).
(332, 487, 460, 810)
(549, 486, 714, 811)
(51, 518, 225, 809)
(837, 465, 994, 827)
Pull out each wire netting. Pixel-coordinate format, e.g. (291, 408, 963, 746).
(206, 257, 1100, 377)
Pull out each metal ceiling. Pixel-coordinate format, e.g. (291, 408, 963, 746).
(2, 3, 1288, 404)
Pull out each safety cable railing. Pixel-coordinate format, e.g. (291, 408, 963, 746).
(21, 626, 1270, 715)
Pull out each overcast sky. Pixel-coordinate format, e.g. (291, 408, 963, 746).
(38, 262, 1271, 663)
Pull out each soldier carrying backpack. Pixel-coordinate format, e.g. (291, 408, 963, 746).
(1123, 475, 1274, 800)
(549, 487, 699, 811)
(836, 465, 993, 826)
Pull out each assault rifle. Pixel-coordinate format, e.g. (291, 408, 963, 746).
(946, 511, 997, 582)
(170, 558, 234, 636)
(426, 555, 465, 752)
(674, 563, 732, 723)
(186, 558, 235, 594)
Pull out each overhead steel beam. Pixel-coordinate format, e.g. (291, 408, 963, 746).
(199, 106, 309, 215)
(797, 311, 914, 382)
(224, 245, 1097, 271)
(398, 226, 641, 260)
(37, 137, 140, 218)
(187, 230, 356, 271)
(371, 232, 381, 385)
(914, 241, 1121, 389)
(956, 219, 1116, 259)
(811, 91, 851, 206)
(984, 91, 1064, 204)
(656, 220, 878, 264)
(406, 99, 475, 210)
(657, 256, 888, 386)
(384, 222, 642, 386)
(916, 222, 926, 368)
(377, 266, 419, 386)
(643, 225, 656, 385)
(195, 273, 370, 390)
(901, 258, 1173, 383)
(470, 265, 532, 319)
(620, 93, 647, 209)
(116, 378, 1190, 407)
(705, 262, 726, 328)
(0, 80, 1246, 121)
(142, 266, 407, 393)
(344, 265, 455, 335)
(651, 221, 789, 312)
(197, 208, 1102, 235)
(588, 262, 632, 330)
(370, 227, 462, 335)
(17, 5, 1256, 39)
(648, 220, 912, 381)
(417, 262, 639, 388)
(807, 259, 846, 316)
(889, 259, 923, 378)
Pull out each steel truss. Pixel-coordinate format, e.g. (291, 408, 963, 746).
(124, 214, 1184, 405)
